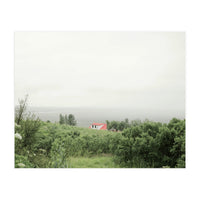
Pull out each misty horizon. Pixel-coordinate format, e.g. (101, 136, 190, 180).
(15, 32, 185, 121)
(24, 106, 185, 127)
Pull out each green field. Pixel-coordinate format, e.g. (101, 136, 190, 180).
(68, 154, 120, 168)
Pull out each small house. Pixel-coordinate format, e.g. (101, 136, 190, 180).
(89, 123, 107, 130)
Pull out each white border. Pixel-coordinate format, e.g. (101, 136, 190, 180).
(0, 0, 199, 200)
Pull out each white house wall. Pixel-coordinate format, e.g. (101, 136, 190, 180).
(91, 125, 104, 130)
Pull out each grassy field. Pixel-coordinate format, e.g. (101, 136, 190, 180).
(68, 154, 120, 168)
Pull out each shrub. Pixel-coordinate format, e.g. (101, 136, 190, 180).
(113, 119, 185, 168)
(15, 154, 35, 168)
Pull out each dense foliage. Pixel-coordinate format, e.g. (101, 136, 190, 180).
(106, 119, 130, 131)
(15, 118, 185, 168)
(15, 96, 185, 168)
(114, 119, 185, 168)
(59, 114, 76, 126)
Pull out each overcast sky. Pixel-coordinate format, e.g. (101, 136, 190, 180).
(15, 32, 185, 113)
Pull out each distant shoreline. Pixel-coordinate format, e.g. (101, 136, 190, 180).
(21, 106, 185, 127)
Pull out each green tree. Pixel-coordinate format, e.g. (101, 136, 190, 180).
(68, 114, 76, 126)
(125, 118, 129, 125)
(59, 114, 65, 124)
(110, 121, 118, 130)
(15, 95, 41, 151)
(64, 114, 68, 125)
(168, 118, 185, 167)
(131, 119, 142, 126)
(15, 94, 28, 125)
(21, 113, 41, 149)
(118, 121, 126, 131)
(106, 120, 110, 129)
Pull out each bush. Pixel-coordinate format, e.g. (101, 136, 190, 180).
(113, 119, 185, 168)
(15, 154, 35, 168)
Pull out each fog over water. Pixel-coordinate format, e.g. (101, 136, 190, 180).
(28, 106, 185, 127)
(15, 32, 185, 122)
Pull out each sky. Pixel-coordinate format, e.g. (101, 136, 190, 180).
(15, 32, 185, 114)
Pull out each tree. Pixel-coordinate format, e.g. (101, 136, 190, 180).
(118, 121, 126, 131)
(68, 114, 76, 126)
(110, 121, 118, 130)
(21, 113, 41, 149)
(15, 94, 28, 125)
(106, 120, 110, 129)
(125, 118, 129, 124)
(64, 114, 68, 125)
(59, 114, 65, 124)
(15, 95, 41, 150)
(131, 119, 142, 126)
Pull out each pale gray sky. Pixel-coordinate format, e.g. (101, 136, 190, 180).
(15, 32, 185, 112)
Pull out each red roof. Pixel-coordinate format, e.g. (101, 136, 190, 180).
(89, 123, 107, 130)
(92, 123, 105, 126)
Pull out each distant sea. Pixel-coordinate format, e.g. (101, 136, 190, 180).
(28, 107, 185, 127)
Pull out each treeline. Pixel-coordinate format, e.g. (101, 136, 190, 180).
(59, 114, 76, 126)
(106, 118, 130, 131)
(106, 118, 142, 131)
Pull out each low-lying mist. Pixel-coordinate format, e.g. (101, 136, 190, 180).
(28, 106, 185, 127)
